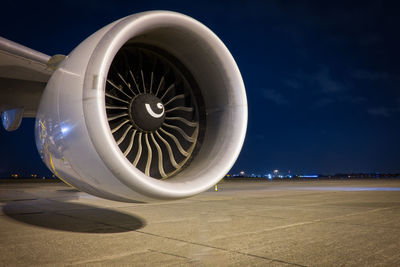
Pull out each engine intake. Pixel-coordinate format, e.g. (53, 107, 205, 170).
(105, 45, 204, 179)
(35, 11, 247, 202)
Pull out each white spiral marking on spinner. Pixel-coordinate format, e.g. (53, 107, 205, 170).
(145, 103, 164, 118)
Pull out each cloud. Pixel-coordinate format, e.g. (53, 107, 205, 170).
(255, 134, 265, 140)
(395, 98, 400, 112)
(263, 89, 290, 106)
(294, 66, 345, 93)
(311, 98, 334, 109)
(313, 67, 344, 93)
(367, 107, 390, 117)
(351, 96, 368, 104)
(283, 79, 301, 89)
(358, 33, 383, 46)
(352, 70, 390, 81)
(310, 95, 368, 110)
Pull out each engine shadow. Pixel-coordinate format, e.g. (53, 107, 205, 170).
(3, 200, 146, 233)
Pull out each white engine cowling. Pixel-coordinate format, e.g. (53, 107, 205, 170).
(35, 11, 247, 202)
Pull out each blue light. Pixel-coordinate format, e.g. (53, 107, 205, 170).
(292, 187, 400, 192)
(299, 175, 319, 178)
(61, 127, 69, 134)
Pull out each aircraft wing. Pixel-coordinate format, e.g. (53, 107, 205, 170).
(0, 37, 54, 130)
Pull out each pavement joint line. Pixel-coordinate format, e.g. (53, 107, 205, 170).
(53, 211, 142, 232)
(230, 214, 287, 219)
(11, 198, 38, 201)
(0, 212, 41, 217)
(148, 249, 190, 259)
(196, 192, 328, 202)
(205, 207, 397, 240)
(135, 230, 306, 267)
(321, 220, 400, 230)
(66, 250, 150, 266)
(203, 194, 334, 207)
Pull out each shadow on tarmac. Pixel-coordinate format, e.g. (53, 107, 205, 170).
(2, 200, 146, 233)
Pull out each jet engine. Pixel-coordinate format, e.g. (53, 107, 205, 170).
(35, 11, 247, 202)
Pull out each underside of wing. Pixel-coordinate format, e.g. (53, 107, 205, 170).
(0, 37, 54, 130)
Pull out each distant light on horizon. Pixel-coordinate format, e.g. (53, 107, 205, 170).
(299, 175, 319, 178)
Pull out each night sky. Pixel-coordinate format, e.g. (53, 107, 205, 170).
(1, 0, 399, 177)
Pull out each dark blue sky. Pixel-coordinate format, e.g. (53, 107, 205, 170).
(1, 0, 399, 176)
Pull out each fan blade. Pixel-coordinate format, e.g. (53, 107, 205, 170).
(150, 133, 167, 178)
(144, 133, 152, 176)
(124, 129, 137, 156)
(159, 127, 189, 157)
(133, 132, 143, 166)
(165, 116, 198, 127)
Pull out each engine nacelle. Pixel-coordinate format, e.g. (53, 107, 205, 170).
(35, 11, 247, 202)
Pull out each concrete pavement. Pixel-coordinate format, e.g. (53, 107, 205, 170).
(1, 179, 399, 266)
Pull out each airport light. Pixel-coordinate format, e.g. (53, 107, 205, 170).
(299, 175, 318, 178)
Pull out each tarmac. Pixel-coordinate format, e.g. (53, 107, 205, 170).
(0, 179, 399, 266)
